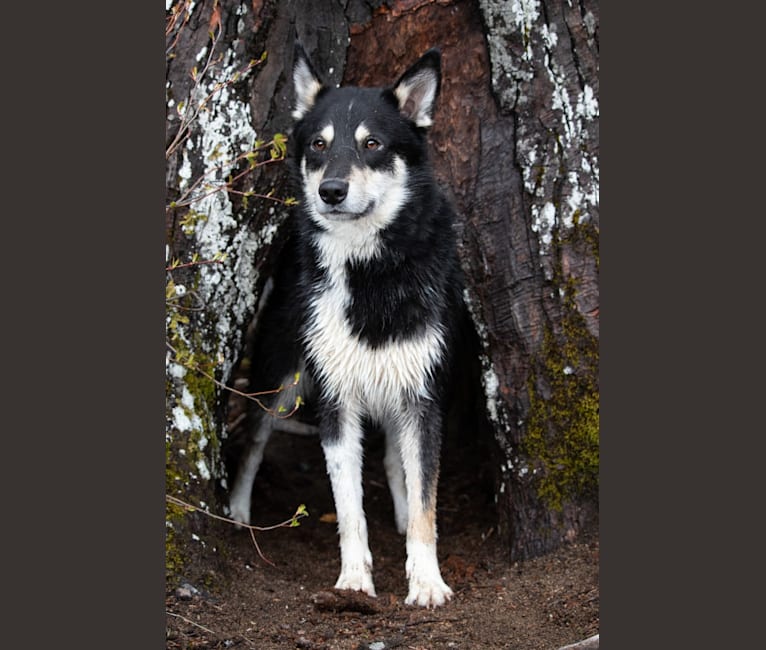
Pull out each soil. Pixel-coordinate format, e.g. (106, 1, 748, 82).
(166, 408, 599, 650)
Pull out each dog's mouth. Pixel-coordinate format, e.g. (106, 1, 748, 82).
(319, 201, 375, 221)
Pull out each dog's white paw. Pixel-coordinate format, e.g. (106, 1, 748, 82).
(405, 540, 452, 607)
(405, 577, 453, 608)
(228, 496, 251, 528)
(335, 569, 376, 597)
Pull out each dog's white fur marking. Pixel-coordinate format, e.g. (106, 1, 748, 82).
(304, 266, 445, 416)
(354, 123, 371, 145)
(319, 123, 334, 146)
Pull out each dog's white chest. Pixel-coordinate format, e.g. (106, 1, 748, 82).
(304, 260, 444, 414)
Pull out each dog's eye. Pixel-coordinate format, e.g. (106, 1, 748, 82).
(364, 138, 381, 151)
(311, 138, 326, 152)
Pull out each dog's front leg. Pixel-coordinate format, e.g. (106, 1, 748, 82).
(400, 411, 453, 607)
(320, 406, 376, 597)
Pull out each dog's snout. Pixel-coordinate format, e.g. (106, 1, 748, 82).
(318, 179, 349, 206)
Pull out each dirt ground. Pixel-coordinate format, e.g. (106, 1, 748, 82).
(166, 405, 599, 650)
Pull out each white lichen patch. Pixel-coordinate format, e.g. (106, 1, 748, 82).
(531, 201, 556, 248)
(181, 386, 195, 410)
(578, 84, 599, 121)
(463, 288, 512, 440)
(176, 45, 264, 386)
(478, 0, 541, 107)
(167, 26, 289, 496)
(482, 367, 500, 424)
(478, 0, 600, 260)
(172, 405, 202, 433)
(168, 362, 187, 380)
(196, 457, 211, 481)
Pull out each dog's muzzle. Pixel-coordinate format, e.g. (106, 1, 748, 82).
(315, 177, 373, 220)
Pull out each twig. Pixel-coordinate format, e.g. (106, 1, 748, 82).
(166, 341, 305, 419)
(166, 495, 308, 566)
(166, 258, 225, 272)
(166, 494, 307, 532)
(166, 610, 216, 636)
(249, 527, 275, 567)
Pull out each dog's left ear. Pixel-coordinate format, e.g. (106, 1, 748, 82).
(392, 49, 442, 129)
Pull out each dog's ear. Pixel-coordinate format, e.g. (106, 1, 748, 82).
(392, 48, 442, 129)
(292, 42, 323, 120)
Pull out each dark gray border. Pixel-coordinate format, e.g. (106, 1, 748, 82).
(5, 3, 165, 648)
(601, 2, 761, 647)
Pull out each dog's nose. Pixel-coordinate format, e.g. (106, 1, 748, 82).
(318, 179, 348, 205)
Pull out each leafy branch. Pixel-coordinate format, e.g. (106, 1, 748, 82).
(166, 494, 309, 566)
(166, 135, 293, 214)
(166, 341, 306, 420)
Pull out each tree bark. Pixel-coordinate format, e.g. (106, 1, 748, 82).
(165, 0, 599, 572)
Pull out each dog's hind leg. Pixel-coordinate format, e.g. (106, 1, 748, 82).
(321, 405, 376, 597)
(383, 427, 408, 535)
(228, 416, 274, 526)
(399, 407, 453, 607)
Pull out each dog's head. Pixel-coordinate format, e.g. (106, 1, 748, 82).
(289, 44, 441, 227)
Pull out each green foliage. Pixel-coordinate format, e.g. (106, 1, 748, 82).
(523, 284, 599, 511)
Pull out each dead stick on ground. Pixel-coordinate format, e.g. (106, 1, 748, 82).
(166, 611, 216, 636)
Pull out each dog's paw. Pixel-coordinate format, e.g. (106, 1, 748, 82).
(405, 577, 453, 608)
(334, 569, 377, 597)
(227, 497, 251, 528)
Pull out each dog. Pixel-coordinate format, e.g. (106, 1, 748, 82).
(226, 43, 464, 608)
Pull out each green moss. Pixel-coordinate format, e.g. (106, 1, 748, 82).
(165, 300, 224, 581)
(566, 213, 599, 271)
(523, 283, 599, 511)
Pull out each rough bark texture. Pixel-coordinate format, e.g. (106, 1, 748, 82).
(165, 0, 599, 573)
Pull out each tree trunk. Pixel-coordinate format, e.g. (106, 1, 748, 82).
(165, 0, 599, 573)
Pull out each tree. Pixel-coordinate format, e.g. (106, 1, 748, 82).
(165, 0, 599, 571)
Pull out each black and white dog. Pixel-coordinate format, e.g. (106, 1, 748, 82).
(228, 44, 463, 607)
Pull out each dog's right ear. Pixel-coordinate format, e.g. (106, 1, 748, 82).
(292, 42, 323, 120)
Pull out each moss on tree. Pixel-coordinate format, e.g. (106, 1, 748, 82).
(523, 277, 599, 512)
